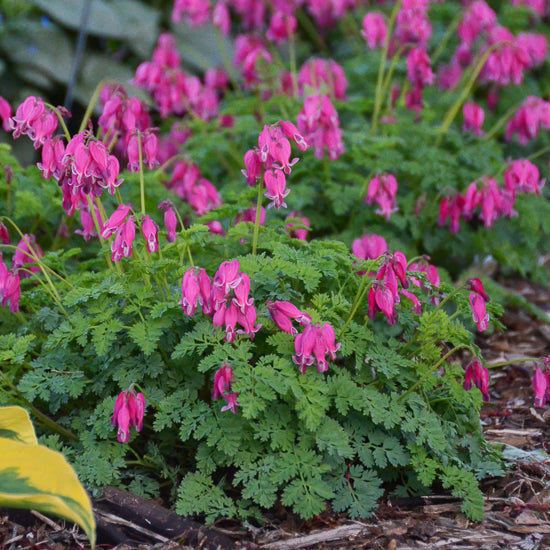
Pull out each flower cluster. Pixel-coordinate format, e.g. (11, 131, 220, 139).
(8, 96, 59, 149)
(439, 0, 546, 94)
(181, 259, 261, 342)
(134, 33, 221, 119)
(298, 58, 347, 100)
(297, 94, 344, 161)
(242, 120, 308, 209)
(111, 389, 146, 443)
(439, 161, 543, 233)
(167, 161, 222, 217)
(368, 251, 412, 325)
(505, 96, 550, 144)
(365, 173, 398, 220)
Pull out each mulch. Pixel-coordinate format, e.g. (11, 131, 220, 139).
(2, 278, 549, 550)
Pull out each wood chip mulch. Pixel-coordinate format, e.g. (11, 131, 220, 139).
(1, 277, 549, 550)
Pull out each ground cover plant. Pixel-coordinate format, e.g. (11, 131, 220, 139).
(2, 0, 550, 536)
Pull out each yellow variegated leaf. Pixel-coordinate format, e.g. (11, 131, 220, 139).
(0, 437, 96, 548)
(0, 406, 38, 445)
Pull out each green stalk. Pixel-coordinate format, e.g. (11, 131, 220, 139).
(430, 10, 463, 65)
(482, 101, 522, 142)
(85, 194, 115, 271)
(251, 176, 265, 256)
(370, 0, 402, 135)
(137, 131, 146, 216)
(78, 78, 114, 133)
(45, 103, 71, 142)
(436, 40, 512, 146)
(398, 343, 474, 402)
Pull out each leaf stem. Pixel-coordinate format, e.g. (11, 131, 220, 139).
(252, 176, 264, 256)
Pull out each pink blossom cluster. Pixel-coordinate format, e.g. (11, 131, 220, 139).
(234, 34, 273, 87)
(212, 362, 239, 413)
(468, 277, 490, 332)
(352, 234, 388, 274)
(367, 251, 415, 324)
(405, 46, 434, 112)
(167, 161, 222, 217)
(392, 0, 433, 51)
(463, 359, 490, 402)
(98, 204, 163, 261)
(172, 0, 358, 37)
(267, 300, 340, 374)
(12, 234, 44, 277)
(439, 0, 546, 93)
(505, 96, 550, 144)
(97, 86, 159, 172)
(181, 259, 261, 342)
(242, 120, 308, 209)
(134, 33, 221, 119)
(111, 389, 145, 443)
(361, 12, 387, 50)
(408, 258, 441, 306)
(158, 200, 179, 242)
(365, 173, 398, 220)
(39, 131, 124, 211)
(298, 59, 347, 100)
(297, 94, 344, 160)
(5, 96, 62, 150)
(439, 160, 544, 233)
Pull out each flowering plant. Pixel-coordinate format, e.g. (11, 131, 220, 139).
(1, 0, 550, 525)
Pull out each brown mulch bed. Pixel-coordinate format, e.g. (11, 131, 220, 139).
(2, 279, 550, 550)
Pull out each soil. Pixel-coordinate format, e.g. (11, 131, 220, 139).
(1, 278, 549, 550)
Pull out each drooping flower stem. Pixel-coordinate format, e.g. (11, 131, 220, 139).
(137, 131, 146, 216)
(338, 271, 375, 341)
(399, 343, 475, 402)
(45, 103, 71, 141)
(436, 41, 512, 146)
(486, 357, 540, 369)
(482, 100, 523, 142)
(78, 78, 114, 133)
(370, 0, 402, 135)
(430, 9, 463, 65)
(85, 194, 115, 271)
(252, 176, 265, 256)
(289, 28, 299, 98)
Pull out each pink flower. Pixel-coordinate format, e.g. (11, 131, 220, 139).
(212, 1, 231, 35)
(111, 389, 146, 443)
(285, 212, 310, 241)
(298, 59, 347, 101)
(365, 174, 398, 220)
(111, 216, 136, 262)
(533, 368, 549, 408)
(242, 149, 263, 186)
(172, 0, 210, 25)
(463, 102, 485, 135)
(267, 300, 311, 334)
(0, 261, 21, 313)
(470, 292, 489, 332)
(12, 234, 43, 277)
(212, 363, 238, 413)
(361, 12, 387, 50)
(352, 234, 388, 262)
(505, 159, 544, 196)
(438, 193, 465, 233)
(264, 168, 290, 209)
(406, 47, 434, 87)
(141, 215, 159, 253)
(0, 96, 12, 132)
(159, 200, 178, 242)
(463, 359, 490, 402)
(266, 12, 296, 44)
(101, 204, 132, 239)
(75, 206, 101, 242)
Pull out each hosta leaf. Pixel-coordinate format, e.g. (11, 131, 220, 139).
(0, 436, 95, 547)
(0, 407, 37, 445)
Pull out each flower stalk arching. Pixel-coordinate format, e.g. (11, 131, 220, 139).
(398, 343, 476, 403)
(44, 103, 71, 142)
(436, 40, 514, 146)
